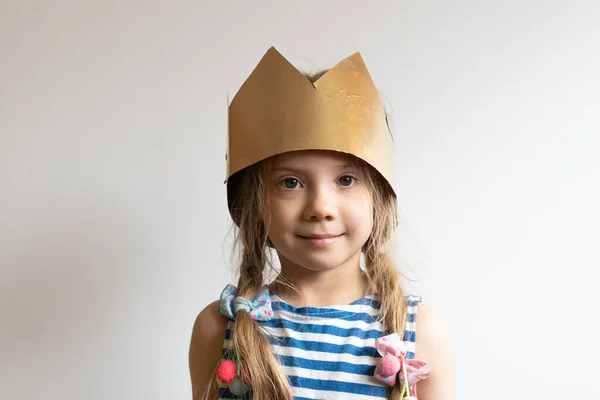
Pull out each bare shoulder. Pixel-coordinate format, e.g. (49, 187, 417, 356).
(189, 300, 229, 400)
(414, 302, 457, 400)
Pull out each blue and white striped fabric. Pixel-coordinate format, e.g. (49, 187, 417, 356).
(219, 293, 422, 400)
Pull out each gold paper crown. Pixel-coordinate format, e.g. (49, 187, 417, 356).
(226, 47, 396, 218)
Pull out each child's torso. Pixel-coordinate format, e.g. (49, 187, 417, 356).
(219, 293, 421, 400)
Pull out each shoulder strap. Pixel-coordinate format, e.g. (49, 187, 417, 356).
(403, 295, 422, 359)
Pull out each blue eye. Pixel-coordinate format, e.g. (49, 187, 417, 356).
(338, 175, 356, 187)
(282, 178, 300, 189)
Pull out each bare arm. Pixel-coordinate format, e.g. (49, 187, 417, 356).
(189, 300, 229, 400)
(415, 303, 457, 400)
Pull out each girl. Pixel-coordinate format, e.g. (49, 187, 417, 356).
(189, 47, 455, 400)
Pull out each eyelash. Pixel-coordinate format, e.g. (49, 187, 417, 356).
(278, 175, 358, 189)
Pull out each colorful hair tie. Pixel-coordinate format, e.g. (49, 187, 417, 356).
(374, 333, 432, 398)
(217, 359, 251, 395)
(218, 284, 274, 321)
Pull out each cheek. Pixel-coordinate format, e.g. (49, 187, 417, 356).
(358, 191, 374, 218)
(345, 198, 373, 232)
(267, 198, 293, 233)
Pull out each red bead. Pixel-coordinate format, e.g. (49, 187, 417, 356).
(216, 360, 237, 385)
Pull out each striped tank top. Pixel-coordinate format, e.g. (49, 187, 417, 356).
(218, 292, 422, 400)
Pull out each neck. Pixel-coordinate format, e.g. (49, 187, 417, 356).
(271, 253, 368, 308)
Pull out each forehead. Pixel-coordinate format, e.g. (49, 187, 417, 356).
(270, 150, 359, 167)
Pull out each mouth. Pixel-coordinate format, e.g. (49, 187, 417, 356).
(296, 233, 344, 247)
(298, 233, 341, 239)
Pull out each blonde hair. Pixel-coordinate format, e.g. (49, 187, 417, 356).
(201, 155, 408, 400)
(204, 71, 407, 400)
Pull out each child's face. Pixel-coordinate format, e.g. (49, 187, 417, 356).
(267, 150, 373, 273)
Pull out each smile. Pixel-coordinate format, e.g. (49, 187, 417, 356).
(296, 233, 344, 247)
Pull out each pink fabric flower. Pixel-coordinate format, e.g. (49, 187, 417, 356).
(374, 333, 432, 388)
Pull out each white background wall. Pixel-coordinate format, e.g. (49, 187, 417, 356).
(1, 1, 598, 399)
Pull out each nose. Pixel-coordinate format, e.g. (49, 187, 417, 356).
(303, 185, 336, 221)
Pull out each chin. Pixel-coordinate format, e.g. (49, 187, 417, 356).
(278, 250, 359, 272)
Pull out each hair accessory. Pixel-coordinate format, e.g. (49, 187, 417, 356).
(217, 359, 250, 396)
(216, 360, 237, 385)
(219, 284, 274, 321)
(374, 333, 432, 398)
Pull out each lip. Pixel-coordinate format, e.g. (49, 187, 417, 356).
(299, 234, 341, 239)
(297, 233, 344, 247)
